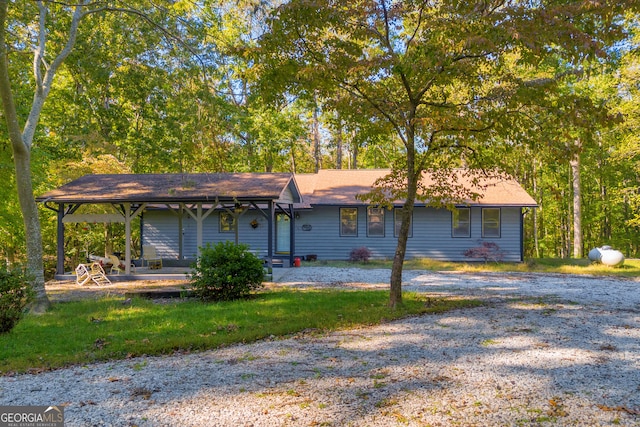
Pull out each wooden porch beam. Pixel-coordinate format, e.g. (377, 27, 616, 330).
(183, 199, 219, 255)
(122, 203, 146, 275)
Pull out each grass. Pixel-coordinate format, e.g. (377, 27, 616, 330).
(0, 289, 482, 375)
(311, 257, 640, 278)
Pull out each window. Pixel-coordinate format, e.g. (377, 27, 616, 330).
(394, 208, 412, 237)
(482, 208, 501, 238)
(340, 208, 358, 236)
(452, 208, 470, 237)
(219, 212, 235, 233)
(367, 207, 385, 237)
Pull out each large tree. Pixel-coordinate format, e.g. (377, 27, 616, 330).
(0, 1, 204, 311)
(0, 2, 92, 311)
(259, 0, 638, 307)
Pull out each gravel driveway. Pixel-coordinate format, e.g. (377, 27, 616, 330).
(2, 268, 639, 426)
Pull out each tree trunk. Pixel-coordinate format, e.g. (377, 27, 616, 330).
(13, 150, 49, 311)
(351, 139, 358, 169)
(532, 160, 540, 258)
(571, 148, 582, 258)
(335, 119, 343, 169)
(313, 102, 321, 172)
(389, 126, 418, 308)
(290, 142, 297, 173)
(105, 224, 114, 256)
(0, 2, 87, 312)
(390, 196, 414, 308)
(562, 187, 570, 258)
(0, 2, 49, 312)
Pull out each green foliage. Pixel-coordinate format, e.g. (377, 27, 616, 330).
(190, 241, 265, 301)
(0, 263, 34, 334)
(257, 0, 640, 304)
(2, 0, 640, 269)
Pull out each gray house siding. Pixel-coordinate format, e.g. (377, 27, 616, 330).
(141, 211, 181, 259)
(294, 206, 523, 262)
(295, 207, 399, 260)
(143, 205, 524, 262)
(143, 210, 271, 260)
(405, 206, 522, 262)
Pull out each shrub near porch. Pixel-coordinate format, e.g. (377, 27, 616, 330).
(190, 241, 265, 302)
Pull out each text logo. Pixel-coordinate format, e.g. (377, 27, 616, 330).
(0, 406, 64, 427)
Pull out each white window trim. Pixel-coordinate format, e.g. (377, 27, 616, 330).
(482, 208, 501, 238)
(340, 207, 358, 237)
(452, 207, 471, 238)
(367, 207, 385, 237)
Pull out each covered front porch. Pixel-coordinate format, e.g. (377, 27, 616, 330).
(37, 173, 302, 281)
(52, 259, 293, 282)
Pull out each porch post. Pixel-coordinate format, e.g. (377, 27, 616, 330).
(56, 203, 65, 275)
(267, 201, 274, 266)
(123, 203, 146, 274)
(197, 203, 203, 253)
(124, 203, 132, 275)
(183, 201, 218, 257)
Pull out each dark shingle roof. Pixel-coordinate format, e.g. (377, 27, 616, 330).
(295, 169, 537, 207)
(37, 173, 300, 204)
(37, 169, 536, 207)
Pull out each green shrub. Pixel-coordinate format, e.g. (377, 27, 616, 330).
(190, 241, 265, 301)
(0, 263, 34, 334)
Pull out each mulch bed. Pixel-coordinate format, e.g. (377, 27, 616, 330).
(45, 279, 191, 302)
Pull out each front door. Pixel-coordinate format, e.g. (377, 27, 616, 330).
(276, 213, 290, 253)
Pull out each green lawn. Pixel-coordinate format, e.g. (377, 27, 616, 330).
(313, 257, 640, 278)
(0, 289, 482, 375)
(4, 257, 637, 375)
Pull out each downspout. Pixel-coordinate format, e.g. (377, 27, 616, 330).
(289, 203, 295, 267)
(521, 207, 531, 262)
(268, 201, 274, 268)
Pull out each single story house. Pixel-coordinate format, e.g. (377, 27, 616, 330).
(37, 169, 536, 278)
(286, 169, 536, 262)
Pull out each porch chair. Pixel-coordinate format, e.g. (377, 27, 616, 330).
(142, 245, 163, 269)
(75, 262, 112, 286)
(107, 254, 136, 274)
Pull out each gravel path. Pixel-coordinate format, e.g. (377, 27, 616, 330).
(2, 268, 639, 426)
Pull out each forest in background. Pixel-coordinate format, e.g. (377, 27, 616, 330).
(0, 1, 639, 272)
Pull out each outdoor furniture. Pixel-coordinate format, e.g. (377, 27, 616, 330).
(88, 254, 111, 265)
(142, 245, 163, 269)
(107, 254, 136, 274)
(75, 263, 111, 286)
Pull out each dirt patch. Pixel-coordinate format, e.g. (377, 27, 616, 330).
(45, 279, 191, 302)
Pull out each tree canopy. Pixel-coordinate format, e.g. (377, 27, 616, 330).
(0, 1, 638, 309)
(257, 0, 640, 306)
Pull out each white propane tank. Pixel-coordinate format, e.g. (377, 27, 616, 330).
(600, 249, 625, 267)
(588, 247, 602, 262)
